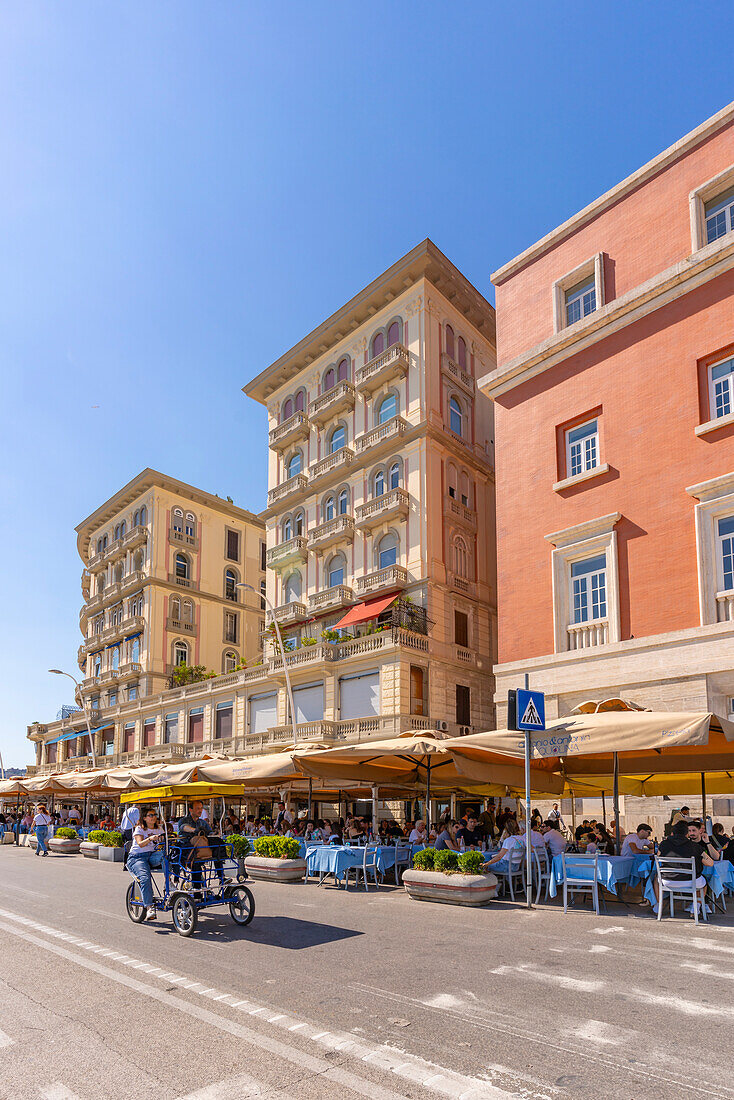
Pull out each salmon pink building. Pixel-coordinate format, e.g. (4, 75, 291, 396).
(482, 102, 734, 723)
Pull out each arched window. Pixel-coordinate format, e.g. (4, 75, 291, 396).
(449, 397, 463, 437)
(323, 367, 335, 391)
(114, 524, 121, 540)
(224, 651, 238, 673)
(389, 461, 400, 490)
(445, 324, 455, 359)
(327, 554, 346, 588)
(457, 336, 467, 370)
(133, 548, 144, 572)
(130, 636, 140, 663)
(93, 653, 102, 678)
(287, 452, 302, 478)
(325, 495, 335, 521)
(338, 488, 349, 514)
(282, 397, 293, 421)
(225, 568, 237, 601)
(377, 532, 398, 569)
(114, 562, 123, 583)
(447, 461, 458, 498)
(377, 393, 397, 424)
(460, 472, 472, 507)
(120, 520, 126, 538)
(454, 536, 469, 579)
(139, 506, 147, 527)
(293, 511, 304, 536)
(173, 641, 189, 666)
(337, 356, 350, 381)
(133, 510, 139, 527)
(175, 553, 189, 580)
(185, 513, 196, 537)
(172, 507, 184, 533)
(387, 320, 401, 346)
(371, 331, 385, 358)
(96, 537, 103, 554)
(373, 469, 385, 498)
(295, 389, 305, 412)
(284, 571, 302, 603)
(329, 425, 346, 453)
(170, 595, 181, 620)
(102, 534, 108, 550)
(182, 599, 193, 624)
(111, 645, 120, 670)
(283, 517, 292, 541)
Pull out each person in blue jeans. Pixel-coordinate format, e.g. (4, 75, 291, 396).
(33, 803, 53, 857)
(126, 807, 164, 921)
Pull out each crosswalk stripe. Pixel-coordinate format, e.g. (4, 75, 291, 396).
(0, 1028, 14, 1049)
(39, 1085, 83, 1100)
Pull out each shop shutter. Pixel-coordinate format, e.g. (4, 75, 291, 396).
(292, 682, 324, 724)
(339, 670, 379, 720)
(250, 692, 278, 734)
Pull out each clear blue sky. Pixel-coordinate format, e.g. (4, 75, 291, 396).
(1, 2, 731, 765)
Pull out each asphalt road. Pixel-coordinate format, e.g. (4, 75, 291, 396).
(1, 847, 733, 1100)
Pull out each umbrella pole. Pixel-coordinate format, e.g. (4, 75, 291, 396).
(308, 777, 312, 822)
(426, 761, 431, 834)
(371, 785, 378, 841)
(15, 794, 20, 846)
(701, 772, 707, 825)
(613, 752, 620, 855)
(570, 789, 577, 836)
(602, 791, 607, 829)
(83, 791, 88, 828)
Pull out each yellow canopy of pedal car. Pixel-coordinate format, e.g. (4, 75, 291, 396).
(120, 782, 247, 804)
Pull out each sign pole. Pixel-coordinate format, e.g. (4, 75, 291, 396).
(523, 674, 532, 908)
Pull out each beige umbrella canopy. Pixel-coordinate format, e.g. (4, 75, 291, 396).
(0, 778, 30, 797)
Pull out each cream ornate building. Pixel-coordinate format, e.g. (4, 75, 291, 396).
(28, 241, 497, 777)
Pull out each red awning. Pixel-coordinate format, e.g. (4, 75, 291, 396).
(334, 593, 399, 629)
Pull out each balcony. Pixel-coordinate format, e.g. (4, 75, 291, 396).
(440, 352, 476, 396)
(444, 496, 477, 530)
(85, 592, 104, 614)
(98, 670, 119, 686)
(355, 343, 409, 395)
(716, 592, 734, 622)
(356, 565, 408, 596)
(269, 721, 343, 745)
(267, 473, 309, 508)
(81, 569, 91, 596)
(308, 585, 354, 614)
(354, 416, 409, 458)
(117, 661, 142, 680)
(170, 527, 199, 551)
(269, 411, 310, 451)
(270, 601, 307, 626)
(308, 447, 355, 484)
(86, 551, 106, 574)
(166, 616, 196, 634)
(447, 572, 476, 598)
(120, 570, 145, 595)
(266, 536, 308, 570)
(308, 382, 356, 427)
(355, 488, 409, 531)
(167, 572, 199, 591)
(270, 643, 339, 675)
(307, 515, 355, 552)
(567, 619, 609, 650)
(122, 525, 148, 551)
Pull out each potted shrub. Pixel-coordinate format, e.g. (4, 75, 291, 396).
(244, 836, 306, 883)
(81, 828, 106, 859)
(403, 848, 498, 907)
(49, 826, 82, 855)
(226, 834, 251, 880)
(98, 830, 125, 862)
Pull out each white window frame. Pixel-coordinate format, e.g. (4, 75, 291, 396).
(570, 553, 608, 625)
(566, 418, 599, 478)
(552, 253, 605, 334)
(709, 355, 734, 422)
(690, 165, 734, 252)
(687, 472, 734, 624)
(545, 513, 621, 652)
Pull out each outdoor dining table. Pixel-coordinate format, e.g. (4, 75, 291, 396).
(547, 854, 648, 899)
(305, 843, 408, 887)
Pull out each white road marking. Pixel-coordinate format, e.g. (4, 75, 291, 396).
(567, 1020, 630, 1046)
(489, 965, 605, 993)
(681, 962, 734, 981)
(39, 1086, 83, 1100)
(592, 926, 626, 935)
(423, 994, 465, 1010)
(628, 988, 734, 1019)
(589, 945, 611, 953)
(0, 1028, 14, 1048)
(177, 1072, 295, 1099)
(0, 910, 514, 1100)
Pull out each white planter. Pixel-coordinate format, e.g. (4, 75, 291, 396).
(244, 855, 306, 883)
(403, 869, 499, 907)
(98, 846, 124, 862)
(2, 832, 16, 845)
(48, 837, 81, 855)
(19, 834, 30, 847)
(80, 841, 100, 859)
(28, 835, 38, 850)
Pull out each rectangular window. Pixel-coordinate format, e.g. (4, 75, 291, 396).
(188, 707, 204, 744)
(102, 734, 114, 757)
(454, 610, 469, 648)
(710, 356, 734, 421)
(215, 702, 233, 740)
(261, 541, 267, 571)
(566, 419, 599, 478)
(571, 554, 607, 623)
(455, 684, 471, 726)
(128, 684, 138, 701)
(164, 713, 179, 744)
(565, 277, 596, 326)
(108, 691, 117, 706)
(226, 529, 240, 561)
(143, 719, 155, 748)
(123, 722, 135, 753)
(705, 187, 734, 245)
(717, 516, 734, 591)
(224, 610, 238, 643)
(410, 665, 427, 717)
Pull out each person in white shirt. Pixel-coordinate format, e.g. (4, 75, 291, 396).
(409, 820, 428, 845)
(59, 807, 69, 824)
(33, 803, 53, 857)
(199, 806, 209, 822)
(127, 808, 164, 921)
(274, 802, 293, 831)
(543, 819, 567, 857)
(621, 824, 654, 858)
(483, 819, 524, 873)
(120, 803, 141, 868)
(530, 825, 546, 849)
(547, 804, 565, 829)
(67, 805, 82, 825)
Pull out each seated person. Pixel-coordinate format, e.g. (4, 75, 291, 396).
(177, 800, 230, 891)
(483, 819, 524, 872)
(434, 820, 459, 851)
(456, 815, 483, 850)
(543, 819, 567, 857)
(687, 819, 721, 862)
(409, 819, 428, 845)
(529, 823, 546, 849)
(657, 819, 714, 913)
(322, 820, 341, 844)
(127, 807, 165, 922)
(621, 823, 654, 857)
(575, 819, 591, 842)
(710, 823, 729, 850)
(346, 817, 366, 842)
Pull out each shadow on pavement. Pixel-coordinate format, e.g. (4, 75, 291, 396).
(146, 914, 364, 948)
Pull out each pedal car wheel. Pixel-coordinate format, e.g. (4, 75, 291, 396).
(172, 895, 198, 937)
(229, 885, 255, 926)
(125, 881, 146, 924)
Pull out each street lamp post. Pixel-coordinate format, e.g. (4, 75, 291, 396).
(48, 669, 97, 769)
(235, 583, 299, 750)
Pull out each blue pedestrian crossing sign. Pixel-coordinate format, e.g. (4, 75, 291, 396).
(516, 689, 545, 731)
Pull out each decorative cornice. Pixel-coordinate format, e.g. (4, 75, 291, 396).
(686, 471, 734, 502)
(545, 512, 621, 548)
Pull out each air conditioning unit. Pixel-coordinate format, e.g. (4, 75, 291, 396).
(435, 720, 448, 732)
(458, 725, 471, 737)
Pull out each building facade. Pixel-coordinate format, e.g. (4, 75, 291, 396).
(483, 103, 734, 723)
(28, 241, 498, 775)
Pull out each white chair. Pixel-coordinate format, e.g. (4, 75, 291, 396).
(345, 845, 380, 891)
(393, 843, 412, 884)
(655, 855, 707, 923)
(562, 854, 602, 915)
(531, 846, 552, 903)
(493, 847, 526, 901)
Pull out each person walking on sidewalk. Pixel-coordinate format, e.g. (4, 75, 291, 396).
(33, 803, 53, 857)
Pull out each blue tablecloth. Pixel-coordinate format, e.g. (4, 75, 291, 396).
(641, 858, 734, 907)
(548, 855, 639, 898)
(306, 844, 406, 884)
